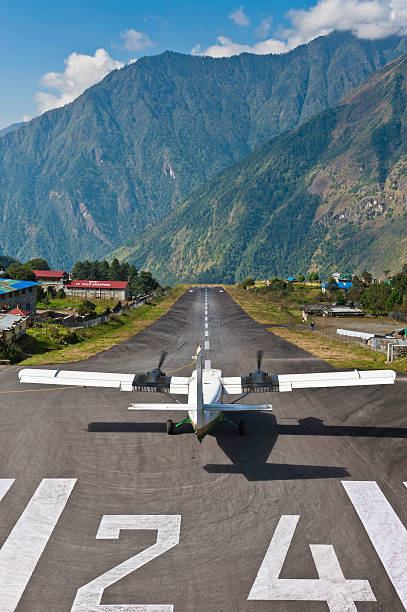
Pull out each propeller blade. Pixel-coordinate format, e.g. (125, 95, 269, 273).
(257, 350, 263, 371)
(158, 351, 167, 371)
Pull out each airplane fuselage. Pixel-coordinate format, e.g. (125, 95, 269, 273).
(188, 368, 223, 437)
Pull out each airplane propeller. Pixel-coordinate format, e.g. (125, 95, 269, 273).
(242, 350, 277, 392)
(133, 351, 171, 390)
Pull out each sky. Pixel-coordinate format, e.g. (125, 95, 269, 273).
(1, 0, 407, 129)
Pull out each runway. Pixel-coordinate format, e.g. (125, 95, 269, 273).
(0, 286, 406, 611)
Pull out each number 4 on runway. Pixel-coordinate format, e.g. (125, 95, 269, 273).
(249, 481, 407, 611)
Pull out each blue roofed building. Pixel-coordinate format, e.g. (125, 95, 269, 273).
(0, 279, 38, 314)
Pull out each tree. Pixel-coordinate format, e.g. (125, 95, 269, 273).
(71, 261, 86, 279)
(77, 301, 96, 317)
(361, 270, 373, 285)
(240, 277, 255, 289)
(386, 289, 403, 312)
(25, 258, 49, 271)
(360, 283, 391, 315)
(335, 292, 346, 305)
(5, 263, 35, 281)
(55, 288, 66, 299)
(136, 271, 159, 293)
(383, 269, 390, 279)
(298, 274, 305, 282)
(327, 276, 338, 293)
(309, 272, 319, 281)
(109, 258, 122, 281)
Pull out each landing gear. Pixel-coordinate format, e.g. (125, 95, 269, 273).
(238, 420, 245, 435)
(167, 419, 174, 435)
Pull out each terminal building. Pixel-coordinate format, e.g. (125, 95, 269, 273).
(64, 280, 129, 300)
(0, 279, 38, 313)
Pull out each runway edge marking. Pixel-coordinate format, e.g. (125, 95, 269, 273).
(343, 480, 407, 610)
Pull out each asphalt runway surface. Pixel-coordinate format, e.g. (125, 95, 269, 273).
(0, 287, 406, 611)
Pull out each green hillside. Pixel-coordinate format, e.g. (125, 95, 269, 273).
(113, 55, 407, 283)
(1, 31, 407, 267)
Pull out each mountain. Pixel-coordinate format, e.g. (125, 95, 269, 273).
(2, 31, 407, 268)
(0, 122, 24, 138)
(113, 55, 407, 283)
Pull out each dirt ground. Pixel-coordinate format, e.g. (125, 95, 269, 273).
(313, 315, 402, 335)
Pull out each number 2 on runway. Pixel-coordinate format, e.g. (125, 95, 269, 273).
(71, 514, 181, 611)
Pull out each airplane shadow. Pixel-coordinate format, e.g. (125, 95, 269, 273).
(203, 414, 407, 482)
(88, 422, 167, 433)
(87, 415, 407, 482)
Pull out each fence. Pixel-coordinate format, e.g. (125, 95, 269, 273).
(313, 326, 369, 348)
(32, 292, 162, 330)
(313, 326, 407, 359)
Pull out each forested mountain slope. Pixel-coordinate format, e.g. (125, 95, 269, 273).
(114, 55, 407, 282)
(1, 31, 407, 267)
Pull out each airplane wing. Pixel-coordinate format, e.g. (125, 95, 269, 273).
(222, 369, 396, 393)
(18, 368, 190, 393)
(275, 369, 396, 391)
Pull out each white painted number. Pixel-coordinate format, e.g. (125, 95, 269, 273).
(343, 481, 407, 610)
(248, 515, 375, 611)
(71, 514, 181, 611)
(0, 478, 76, 612)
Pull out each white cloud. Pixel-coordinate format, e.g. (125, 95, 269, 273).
(287, 0, 407, 43)
(192, 35, 289, 58)
(22, 115, 31, 122)
(35, 48, 123, 113)
(194, 0, 407, 58)
(120, 28, 155, 51)
(256, 16, 273, 38)
(229, 6, 250, 26)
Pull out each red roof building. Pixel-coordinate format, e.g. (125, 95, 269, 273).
(64, 280, 129, 300)
(33, 270, 69, 285)
(8, 307, 30, 316)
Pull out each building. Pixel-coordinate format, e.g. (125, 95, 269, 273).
(33, 270, 69, 288)
(0, 313, 27, 343)
(0, 279, 38, 313)
(323, 306, 366, 317)
(321, 281, 353, 293)
(64, 280, 129, 300)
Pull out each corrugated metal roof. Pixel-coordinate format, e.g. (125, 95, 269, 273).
(0, 313, 24, 330)
(65, 280, 128, 289)
(0, 279, 38, 295)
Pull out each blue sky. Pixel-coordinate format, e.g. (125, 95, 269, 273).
(1, 0, 406, 128)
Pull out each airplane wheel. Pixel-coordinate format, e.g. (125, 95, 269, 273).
(167, 419, 174, 435)
(238, 420, 245, 435)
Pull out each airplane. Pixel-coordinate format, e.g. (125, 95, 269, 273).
(18, 346, 396, 442)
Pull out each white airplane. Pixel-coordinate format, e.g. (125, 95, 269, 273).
(18, 347, 396, 442)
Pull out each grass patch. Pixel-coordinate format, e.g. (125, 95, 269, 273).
(20, 286, 186, 365)
(226, 285, 308, 325)
(37, 298, 117, 314)
(271, 327, 407, 371)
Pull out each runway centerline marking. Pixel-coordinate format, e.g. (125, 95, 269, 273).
(0, 478, 77, 612)
(205, 331, 209, 337)
(205, 323, 208, 329)
(205, 341, 210, 350)
(205, 360, 211, 368)
(343, 480, 407, 609)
